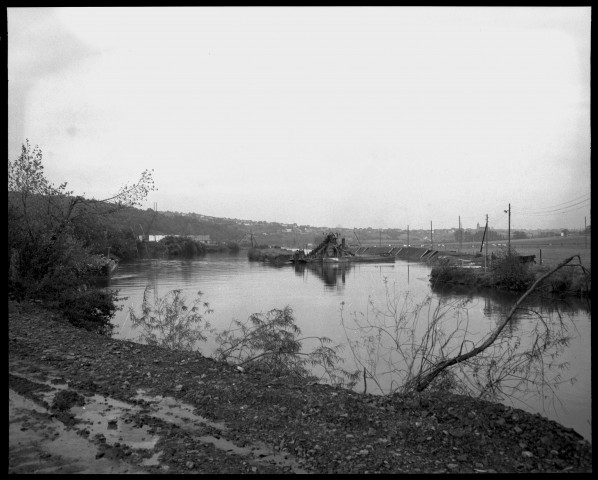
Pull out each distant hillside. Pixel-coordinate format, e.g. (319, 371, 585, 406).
(8, 191, 574, 249)
(113, 207, 577, 248)
(107, 208, 249, 243)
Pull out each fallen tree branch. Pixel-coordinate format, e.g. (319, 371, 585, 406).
(406, 255, 581, 393)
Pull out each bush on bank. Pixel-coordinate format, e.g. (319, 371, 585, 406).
(536, 266, 591, 296)
(430, 248, 590, 296)
(139, 238, 240, 257)
(430, 248, 535, 292)
(487, 249, 536, 291)
(159, 236, 206, 257)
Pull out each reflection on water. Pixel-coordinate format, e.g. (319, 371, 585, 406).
(105, 253, 591, 443)
(432, 282, 591, 333)
(433, 282, 590, 315)
(293, 262, 351, 289)
(429, 281, 591, 443)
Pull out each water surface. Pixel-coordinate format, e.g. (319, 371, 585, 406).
(106, 252, 591, 442)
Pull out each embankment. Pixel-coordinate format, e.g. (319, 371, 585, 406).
(354, 246, 444, 263)
(9, 301, 593, 474)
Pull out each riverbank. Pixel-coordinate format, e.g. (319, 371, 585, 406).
(426, 251, 591, 298)
(9, 301, 591, 474)
(247, 247, 294, 264)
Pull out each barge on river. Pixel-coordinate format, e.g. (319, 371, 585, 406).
(290, 232, 395, 264)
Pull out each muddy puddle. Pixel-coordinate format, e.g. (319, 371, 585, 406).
(9, 370, 308, 473)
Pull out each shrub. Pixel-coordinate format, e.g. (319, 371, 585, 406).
(247, 248, 263, 261)
(159, 236, 205, 257)
(429, 264, 480, 286)
(213, 306, 359, 387)
(129, 286, 213, 351)
(490, 247, 535, 291)
(544, 267, 591, 296)
(57, 288, 121, 335)
(430, 248, 537, 292)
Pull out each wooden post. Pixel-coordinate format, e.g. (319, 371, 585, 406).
(539, 249, 542, 265)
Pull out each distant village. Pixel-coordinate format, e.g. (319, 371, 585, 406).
(140, 210, 584, 249)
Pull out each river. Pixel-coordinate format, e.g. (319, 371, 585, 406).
(104, 251, 591, 442)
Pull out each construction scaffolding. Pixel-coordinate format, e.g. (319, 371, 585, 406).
(292, 232, 355, 263)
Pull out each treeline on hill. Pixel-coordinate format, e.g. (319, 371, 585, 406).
(8, 141, 252, 335)
(8, 142, 157, 334)
(7, 141, 244, 336)
(105, 207, 248, 259)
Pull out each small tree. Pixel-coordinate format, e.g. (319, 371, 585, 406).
(8, 140, 156, 332)
(8, 140, 156, 246)
(129, 286, 214, 351)
(213, 306, 359, 387)
(127, 288, 359, 387)
(405, 256, 583, 393)
(342, 256, 585, 407)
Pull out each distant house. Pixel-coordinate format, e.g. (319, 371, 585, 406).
(189, 234, 211, 244)
(138, 234, 168, 242)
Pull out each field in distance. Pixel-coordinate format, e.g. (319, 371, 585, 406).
(442, 235, 591, 268)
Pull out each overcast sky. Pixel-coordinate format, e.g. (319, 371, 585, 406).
(8, 7, 591, 231)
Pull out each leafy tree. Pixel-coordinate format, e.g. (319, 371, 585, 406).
(129, 287, 213, 351)
(8, 140, 156, 332)
(8, 141, 155, 243)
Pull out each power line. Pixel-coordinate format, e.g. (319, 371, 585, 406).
(516, 199, 590, 215)
(518, 193, 590, 212)
(514, 199, 590, 217)
(515, 203, 590, 217)
(516, 194, 590, 215)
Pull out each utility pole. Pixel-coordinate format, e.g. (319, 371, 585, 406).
(430, 221, 433, 250)
(504, 203, 511, 255)
(407, 225, 409, 248)
(459, 215, 463, 253)
(485, 214, 488, 271)
(585, 216, 587, 249)
(379, 229, 382, 247)
(508, 203, 511, 255)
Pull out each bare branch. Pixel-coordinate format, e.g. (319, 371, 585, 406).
(406, 255, 581, 392)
